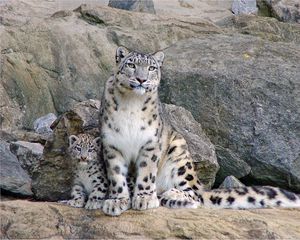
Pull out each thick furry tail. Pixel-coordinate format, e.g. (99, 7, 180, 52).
(201, 186, 300, 209)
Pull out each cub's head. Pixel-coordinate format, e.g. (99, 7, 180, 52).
(68, 134, 101, 165)
(115, 46, 164, 95)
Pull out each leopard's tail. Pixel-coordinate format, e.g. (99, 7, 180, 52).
(200, 186, 300, 209)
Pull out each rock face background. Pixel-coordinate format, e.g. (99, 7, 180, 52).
(1, 0, 300, 194)
(1, 0, 300, 238)
(160, 34, 300, 191)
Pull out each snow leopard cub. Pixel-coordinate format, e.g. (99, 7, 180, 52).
(65, 133, 108, 209)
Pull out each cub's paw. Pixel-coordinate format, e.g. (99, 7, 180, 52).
(102, 198, 131, 216)
(85, 198, 104, 210)
(61, 198, 85, 208)
(132, 194, 159, 211)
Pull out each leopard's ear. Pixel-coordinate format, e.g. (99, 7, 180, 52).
(116, 46, 129, 64)
(93, 137, 101, 148)
(69, 135, 79, 147)
(152, 51, 164, 67)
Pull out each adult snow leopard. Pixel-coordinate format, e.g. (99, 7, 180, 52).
(98, 46, 300, 216)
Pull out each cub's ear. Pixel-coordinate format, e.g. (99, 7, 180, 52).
(69, 135, 79, 147)
(152, 51, 164, 67)
(116, 46, 129, 64)
(93, 137, 101, 148)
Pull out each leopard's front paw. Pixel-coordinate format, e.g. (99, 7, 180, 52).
(132, 194, 159, 211)
(85, 198, 104, 210)
(102, 198, 131, 216)
(63, 198, 85, 208)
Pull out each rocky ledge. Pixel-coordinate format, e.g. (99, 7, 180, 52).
(1, 200, 300, 239)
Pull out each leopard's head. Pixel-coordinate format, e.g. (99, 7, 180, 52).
(114, 46, 164, 95)
(68, 134, 101, 165)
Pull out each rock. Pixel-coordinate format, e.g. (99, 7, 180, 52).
(10, 141, 44, 175)
(51, 10, 73, 18)
(163, 104, 219, 188)
(31, 99, 101, 201)
(0, 2, 220, 130)
(0, 129, 51, 145)
(214, 146, 251, 186)
(0, 141, 33, 196)
(219, 175, 245, 189)
(33, 113, 57, 136)
(217, 14, 300, 44)
(153, 0, 233, 22)
(232, 0, 258, 15)
(108, 0, 156, 14)
(1, 200, 300, 239)
(261, 0, 300, 23)
(160, 35, 300, 192)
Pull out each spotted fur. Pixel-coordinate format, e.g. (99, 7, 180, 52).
(62, 134, 108, 209)
(99, 47, 300, 216)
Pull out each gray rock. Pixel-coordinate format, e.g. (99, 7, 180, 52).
(215, 146, 251, 186)
(161, 35, 300, 192)
(0, 141, 33, 196)
(219, 175, 245, 189)
(10, 141, 44, 175)
(232, 0, 258, 15)
(261, 0, 300, 23)
(108, 0, 156, 14)
(163, 104, 219, 188)
(33, 113, 57, 135)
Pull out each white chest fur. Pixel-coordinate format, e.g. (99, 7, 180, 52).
(103, 96, 156, 164)
(75, 166, 94, 194)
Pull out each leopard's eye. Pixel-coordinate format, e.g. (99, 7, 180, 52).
(148, 66, 156, 71)
(88, 149, 94, 153)
(127, 63, 135, 69)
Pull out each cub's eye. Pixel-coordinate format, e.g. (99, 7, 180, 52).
(88, 145, 95, 152)
(148, 66, 156, 71)
(127, 63, 135, 69)
(75, 146, 81, 151)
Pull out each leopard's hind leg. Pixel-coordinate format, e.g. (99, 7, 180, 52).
(157, 131, 204, 208)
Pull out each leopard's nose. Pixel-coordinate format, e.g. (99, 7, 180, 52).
(136, 78, 146, 84)
(81, 156, 87, 161)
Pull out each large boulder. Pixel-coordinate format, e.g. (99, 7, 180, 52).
(108, 0, 156, 14)
(10, 141, 44, 175)
(261, 0, 300, 23)
(232, 0, 258, 15)
(217, 14, 300, 44)
(214, 145, 251, 186)
(163, 104, 219, 187)
(160, 34, 300, 192)
(1, 200, 300, 239)
(0, 141, 33, 196)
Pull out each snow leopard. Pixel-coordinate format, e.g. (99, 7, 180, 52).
(98, 46, 300, 216)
